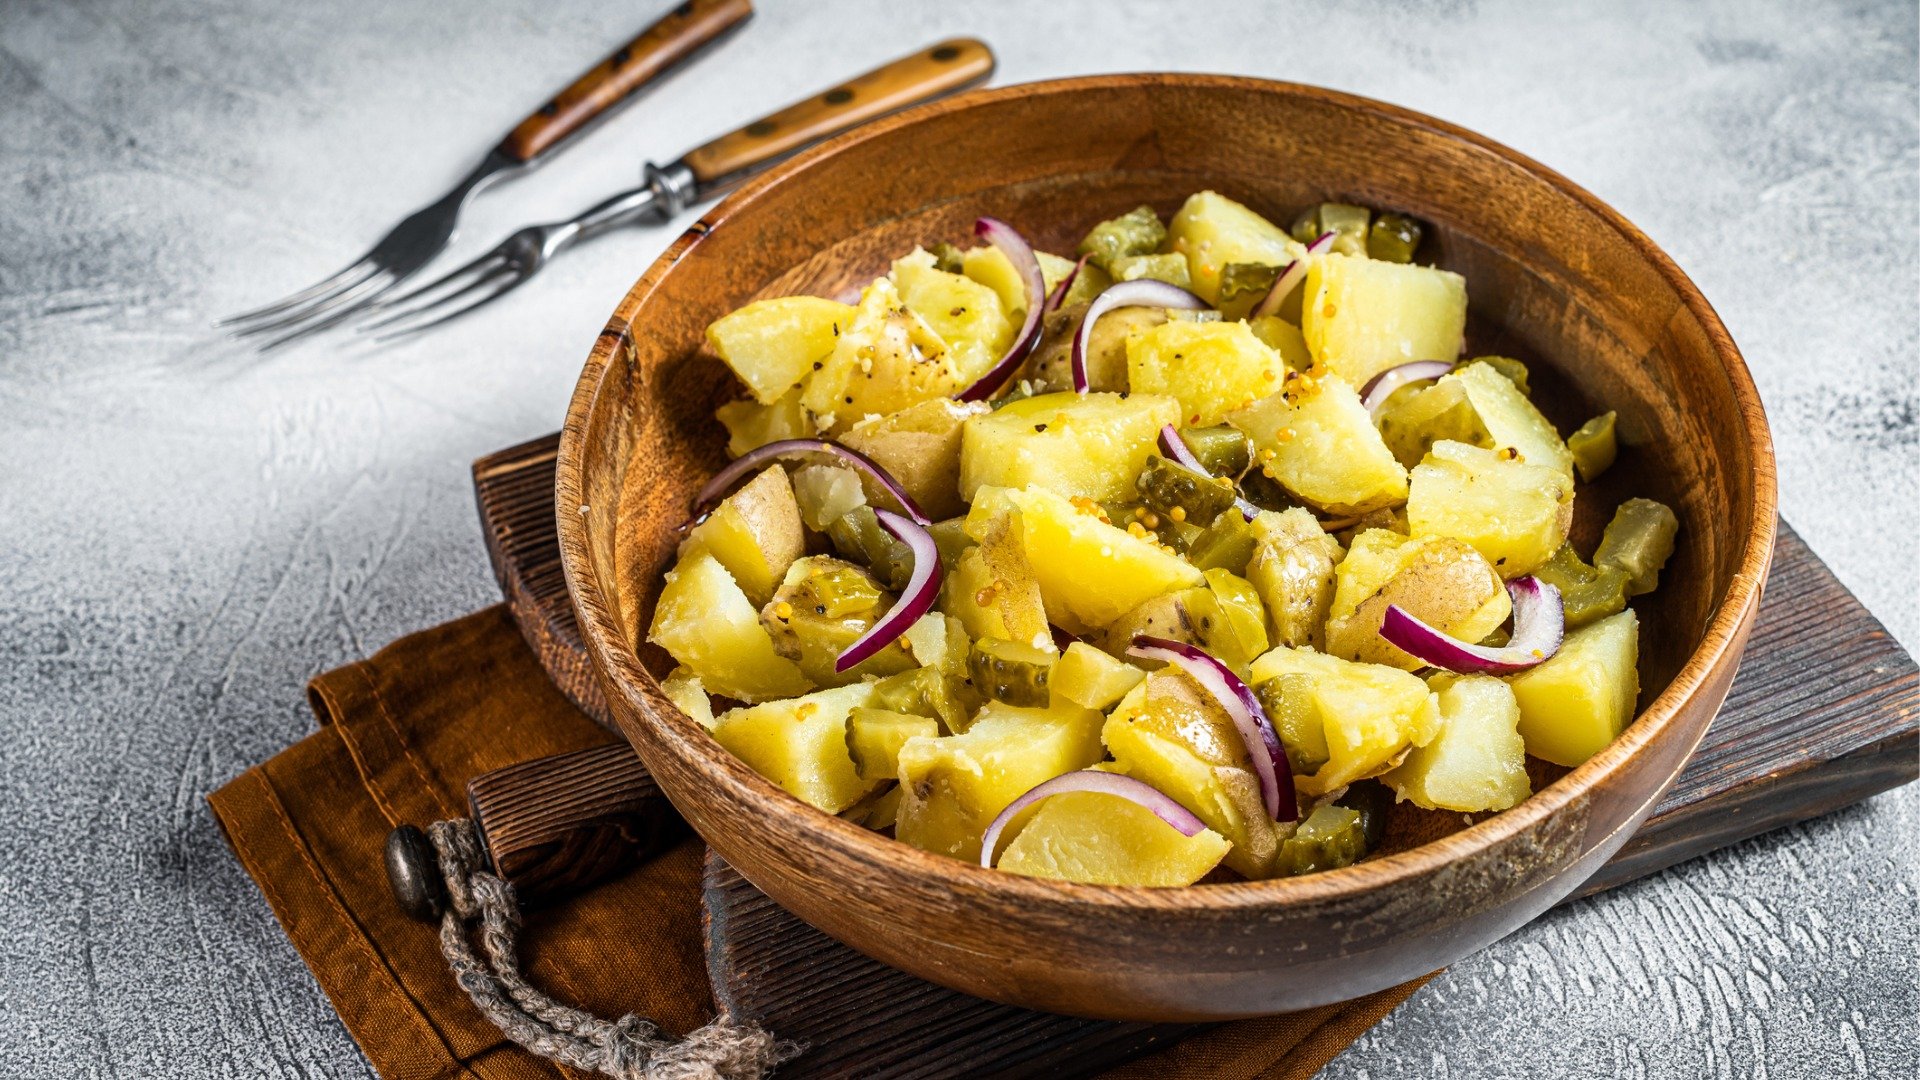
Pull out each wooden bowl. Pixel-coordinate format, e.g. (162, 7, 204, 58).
(556, 75, 1775, 1021)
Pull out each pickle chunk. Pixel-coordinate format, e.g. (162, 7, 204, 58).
(1595, 498, 1678, 597)
(968, 637, 1057, 707)
(1271, 803, 1368, 877)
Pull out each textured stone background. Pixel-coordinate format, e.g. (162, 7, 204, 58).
(1, 0, 1914, 1076)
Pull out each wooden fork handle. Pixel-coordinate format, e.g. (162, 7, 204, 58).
(497, 0, 754, 163)
(680, 37, 994, 188)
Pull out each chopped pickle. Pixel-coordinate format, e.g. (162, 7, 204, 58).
(1568, 411, 1619, 482)
(1216, 261, 1283, 319)
(871, 665, 976, 735)
(1076, 205, 1168, 272)
(1237, 467, 1299, 513)
(1595, 498, 1679, 596)
(762, 556, 915, 686)
(1110, 252, 1192, 289)
(846, 708, 939, 783)
(968, 636, 1057, 707)
(1177, 424, 1252, 479)
(1051, 642, 1146, 711)
(1271, 803, 1368, 877)
(1366, 212, 1423, 264)
(827, 505, 913, 591)
(1186, 510, 1261, 575)
(1136, 455, 1238, 527)
(1532, 543, 1629, 629)
(1468, 356, 1530, 396)
(926, 517, 974, 571)
(928, 241, 966, 274)
(1335, 779, 1394, 853)
(1254, 672, 1331, 775)
(1289, 202, 1371, 256)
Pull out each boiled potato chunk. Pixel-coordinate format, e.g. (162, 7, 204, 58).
(940, 510, 1050, 648)
(649, 548, 809, 702)
(973, 485, 1205, 634)
(1301, 253, 1467, 390)
(1508, 609, 1639, 767)
(1447, 361, 1574, 477)
(1228, 371, 1408, 515)
(1249, 316, 1312, 370)
(894, 701, 1105, 861)
(1051, 642, 1147, 711)
(661, 667, 715, 730)
(1407, 440, 1573, 578)
(960, 244, 1038, 324)
(846, 707, 939, 784)
(706, 296, 855, 405)
(1383, 675, 1530, 812)
(711, 682, 876, 812)
(839, 397, 988, 520)
(1027, 303, 1165, 394)
(802, 278, 976, 432)
(1126, 319, 1288, 427)
(1168, 191, 1304, 305)
(959, 391, 1182, 503)
(996, 785, 1231, 886)
(891, 248, 1015, 378)
(1324, 530, 1511, 670)
(1110, 253, 1192, 289)
(1244, 508, 1343, 649)
(1248, 646, 1441, 796)
(682, 464, 804, 607)
(716, 389, 816, 458)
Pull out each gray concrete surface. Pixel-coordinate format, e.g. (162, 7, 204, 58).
(1, 0, 1914, 1076)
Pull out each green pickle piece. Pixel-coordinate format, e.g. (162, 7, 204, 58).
(1532, 543, 1629, 629)
(1365, 212, 1423, 264)
(1335, 779, 1394, 854)
(1217, 262, 1283, 316)
(1238, 467, 1299, 513)
(1568, 411, 1619, 482)
(1254, 672, 1331, 775)
(1467, 356, 1531, 396)
(1186, 511, 1260, 575)
(1136, 455, 1237, 527)
(827, 505, 912, 591)
(872, 665, 975, 735)
(765, 558, 912, 685)
(966, 637, 1056, 707)
(1076, 205, 1167, 272)
(1290, 202, 1371, 256)
(928, 241, 967, 274)
(1109, 252, 1191, 289)
(1595, 498, 1679, 597)
(1177, 424, 1253, 479)
(1272, 804, 1368, 877)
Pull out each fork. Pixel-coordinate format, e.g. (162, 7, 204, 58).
(354, 38, 995, 342)
(219, 0, 753, 351)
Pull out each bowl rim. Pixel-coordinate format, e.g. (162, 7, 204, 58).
(557, 73, 1778, 913)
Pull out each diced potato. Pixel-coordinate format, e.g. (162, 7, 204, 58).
(940, 509, 1050, 648)
(1508, 609, 1639, 767)
(1102, 671, 1288, 878)
(706, 296, 856, 405)
(846, 707, 939, 784)
(902, 611, 968, 674)
(1168, 191, 1304, 305)
(716, 389, 816, 458)
(1248, 316, 1312, 370)
(1324, 530, 1511, 670)
(959, 391, 1182, 504)
(996, 783, 1231, 886)
(661, 667, 715, 730)
(1228, 371, 1408, 515)
(1244, 508, 1343, 649)
(802, 278, 976, 432)
(1100, 587, 1208, 657)
(1248, 646, 1441, 796)
(974, 485, 1205, 634)
(1125, 319, 1288, 427)
(1026, 304, 1165, 394)
(1201, 568, 1270, 671)
(711, 682, 877, 812)
(649, 548, 809, 702)
(790, 463, 866, 532)
(1448, 361, 1573, 477)
(682, 464, 804, 607)
(959, 244, 1035, 324)
(894, 701, 1105, 861)
(1383, 675, 1530, 812)
(891, 248, 1015, 378)
(1407, 440, 1573, 578)
(1051, 642, 1146, 710)
(1110, 253, 1192, 289)
(1301, 253, 1467, 390)
(839, 398, 988, 520)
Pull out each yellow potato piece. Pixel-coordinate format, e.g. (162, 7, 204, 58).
(1050, 642, 1147, 711)
(1407, 440, 1573, 578)
(706, 296, 856, 405)
(997, 788, 1231, 887)
(1248, 646, 1441, 796)
(1167, 190, 1304, 305)
(1324, 530, 1511, 670)
(1126, 319, 1288, 427)
(648, 548, 809, 703)
(1229, 371, 1408, 515)
(959, 391, 1182, 504)
(895, 701, 1105, 862)
(1384, 675, 1531, 812)
(1508, 609, 1640, 767)
(1301, 253, 1467, 390)
(891, 248, 1014, 378)
(711, 682, 878, 813)
(681, 464, 804, 607)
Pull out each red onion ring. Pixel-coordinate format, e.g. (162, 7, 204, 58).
(1158, 424, 1258, 522)
(690, 438, 928, 527)
(980, 769, 1207, 869)
(834, 509, 943, 673)
(1379, 575, 1564, 675)
(1128, 636, 1297, 821)
(1071, 279, 1207, 393)
(1250, 231, 1334, 320)
(1050, 624, 1080, 652)
(955, 217, 1048, 403)
(1044, 254, 1091, 312)
(1360, 360, 1454, 416)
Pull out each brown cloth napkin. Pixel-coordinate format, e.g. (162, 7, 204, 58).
(210, 606, 1433, 1080)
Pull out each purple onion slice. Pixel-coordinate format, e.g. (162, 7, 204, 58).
(1044, 254, 1092, 313)
(833, 509, 942, 673)
(1379, 576, 1565, 675)
(980, 770, 1207, 869)
(955, 217, 1048, 403)
(1250, 230, 1335, 320)
(1360, 360, 1454, 417)
(1158, 424, 1258, 522)
(690, 438, 928, 527)
(1071, 279, 1208, 393)
(1128, 636, 1297, 822)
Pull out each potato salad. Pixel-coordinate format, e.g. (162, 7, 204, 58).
(649, 192, 1678, 887)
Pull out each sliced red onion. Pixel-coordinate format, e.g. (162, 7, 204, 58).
(834, 508, 942, 673)
(1050, 624, 1080, 652)
(1158, 424, 1257, 522)
(1045, 254, 1091, 312)
(1250, 231, 1335, 320)
(1379, 575, 1565, 675)
(691, 438, 928, 526)
(955, 217, 1047, 403)
(979, 769, 1207, 869)
(1071, 279, 1207, 393)
(1128, 636, 1297, 822)
(1360, 360, 1454, 416)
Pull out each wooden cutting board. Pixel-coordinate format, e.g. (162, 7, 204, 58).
(474, 432, 1917, 1079)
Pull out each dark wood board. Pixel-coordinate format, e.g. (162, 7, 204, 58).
(474, 432, 1918, 1079)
